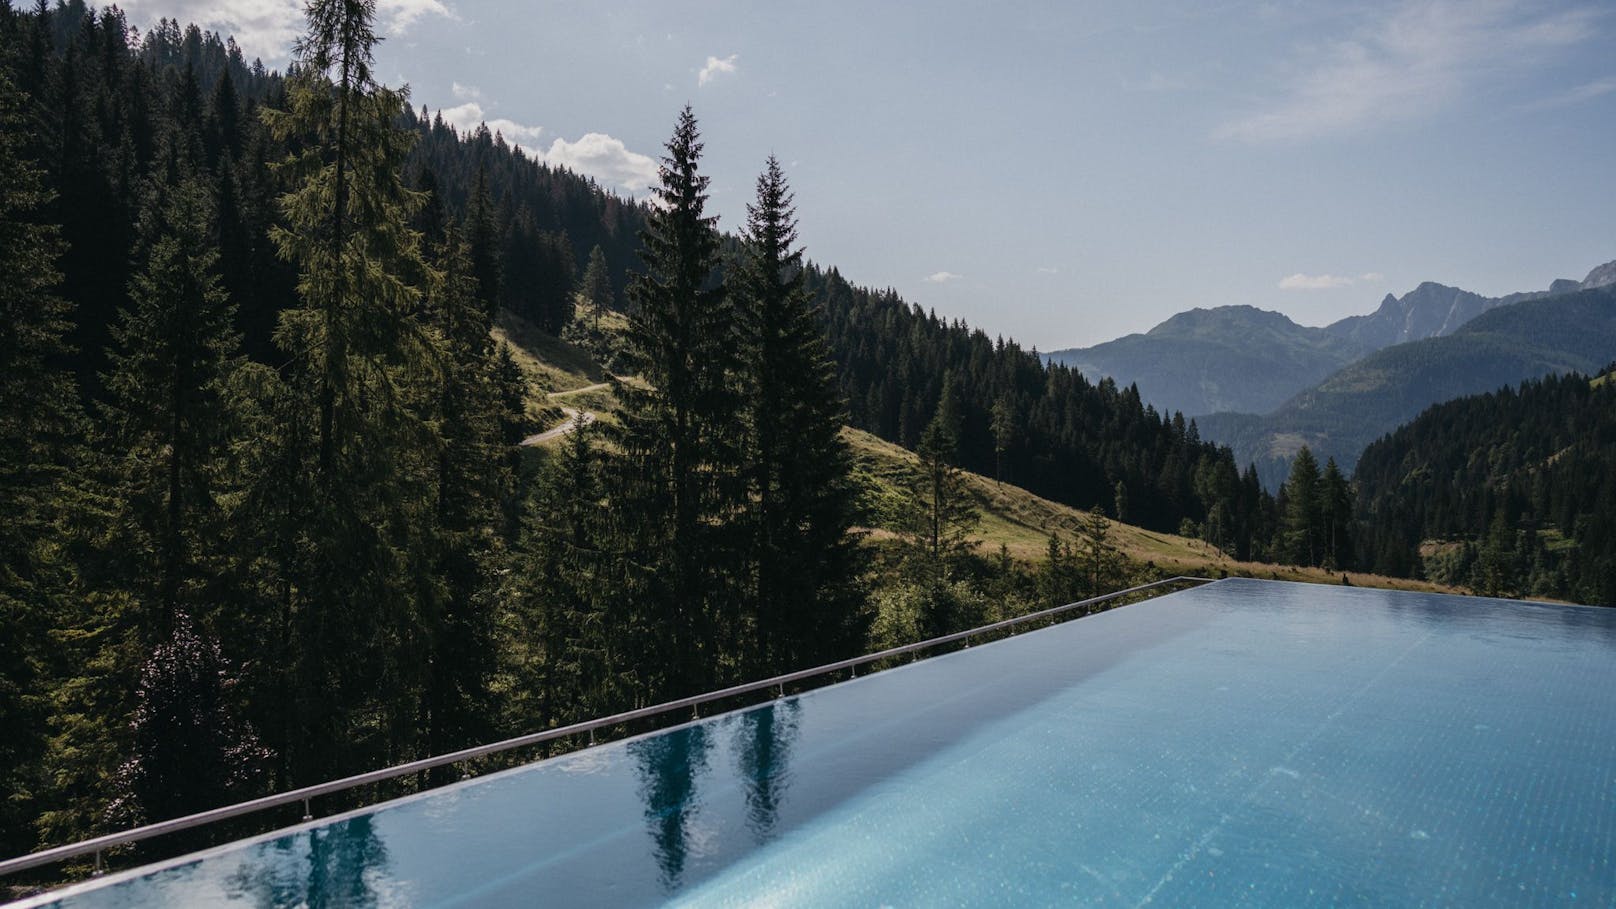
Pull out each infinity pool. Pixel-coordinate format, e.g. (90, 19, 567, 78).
(20, 579, 1616, 907)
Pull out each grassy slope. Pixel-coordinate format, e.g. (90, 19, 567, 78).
(842, 426, 1454, 593)
(495, 308, 1460, 595)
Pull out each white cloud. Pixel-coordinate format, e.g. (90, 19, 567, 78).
(438, 101, 545, 145)
(118, 0, 454, 62)
(1360, 271, 1385, 282)
(1036, 266, 1060, 275)
(1216, 0, 1600, 142)
(541, 133, 660, 192)
(1278, 273, 1357, 290)
(699, 54, 739, 86)
(925, 271, 963, 284)
(451, 81, 481, 101)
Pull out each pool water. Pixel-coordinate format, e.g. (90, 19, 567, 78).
(21, 579, 1616, 907)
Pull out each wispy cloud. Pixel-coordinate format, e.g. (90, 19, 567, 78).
(1525, 75, 1616, 110)
(699, 54, 739, 86)
(925, 271, 963, 284)
(1279, 270, 1357, 287)
(1036, 266, 1060, 275)
(118, 0, 455, 62)
(451, 81, 481, 101)
(1216, 0, 1601, 143)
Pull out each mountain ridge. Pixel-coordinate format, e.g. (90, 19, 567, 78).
(1195, 285, 1616, 489)
(1044, 260, 1614, 417)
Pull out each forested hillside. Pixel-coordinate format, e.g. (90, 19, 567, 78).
(0, 2, 1287, 877)
(1198, 286, 1616, 488)
(1353, 370, 1616, 605)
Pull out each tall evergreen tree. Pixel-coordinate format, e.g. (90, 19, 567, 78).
(101, 178, 241, 632)
(257, 0, 438, 783)
(900, 381, 980, 597)
(610, 106, 742, 698)
(734, 156, 866, 673)
(464, 163, 501, 318)
(1078, 506, 1123, 598)
(0, 68, 84, 859)
(419, 227, 500, 767)
(1318, 457, 1353, 571)
(580, 243, 612, 328)
(1281, 446, 1322, 566)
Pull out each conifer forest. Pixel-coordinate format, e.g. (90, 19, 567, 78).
(1, 0, 1611, 886)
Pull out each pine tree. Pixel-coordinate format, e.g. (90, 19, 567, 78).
(734, 156, 866, 673)
(1318, 457, 1353, 571)
(511, 415, 620, 732)
(258, 0, 439, 783)
(0, 68, 85, 859)
(990, 392, 1015, 484)
(901, 380, 980, 627)
(1039, 535, 1077, 607)
(465, 163, 501, 318)
(420, 226, 500, 766)
(1078, 505, 1123, 598)
(1281, 446, 1322, 566)
(580, 243, 612, 329)
(101, 177, 241, 632)
(610, 105, 742, 699)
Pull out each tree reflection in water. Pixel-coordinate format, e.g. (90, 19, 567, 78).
(630, 724, 712, 891)
(733, 700, 801, 842)
(227, 815, 390, 908)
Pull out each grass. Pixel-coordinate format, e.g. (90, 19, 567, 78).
(504, 306, 1465, 597)
(845, 427, 1461, 593)
(493, 311, 604, 393)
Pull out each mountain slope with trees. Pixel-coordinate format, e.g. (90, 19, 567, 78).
(1352, 369, 1616, 606)
(1197, 285, 1616, 488)
(0, 4, 1281, 881)
(1044, 263, 1614, 417)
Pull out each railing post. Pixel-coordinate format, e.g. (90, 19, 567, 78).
(301, 798, 312, 823)
(93, 849, 103, 877)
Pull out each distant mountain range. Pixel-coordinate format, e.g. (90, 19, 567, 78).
(1046, 260, 1616, 417)
(1196, 284, 1616, 488)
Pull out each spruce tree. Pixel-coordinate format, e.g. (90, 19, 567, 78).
(258, 0, 439, 783)
(734, 156, 865, 673)
(101, 178, 241, 631)
(0, 68, 84, 859)
(1318, 457, 1353, 571)
(1281, 446, 1322, 566)
(610, 106, 742, 698)
(1078, 506, 1123, 598)
(420, 227, 500, 765)
(580, 243, 612, 328)
(898, 381, 980, 636)
(465, 163, 501, 318)
(511, 415, 620, 732)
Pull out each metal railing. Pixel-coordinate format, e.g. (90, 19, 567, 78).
(0, 575, 1214, 880)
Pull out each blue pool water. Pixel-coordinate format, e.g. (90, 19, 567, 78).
(20, 579, 1616, 907)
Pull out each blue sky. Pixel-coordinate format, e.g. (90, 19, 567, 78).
(123, 0, 1616, 348)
